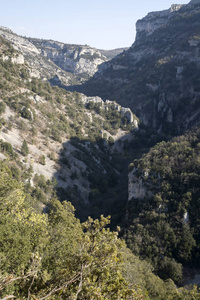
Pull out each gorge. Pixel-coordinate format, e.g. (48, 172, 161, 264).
(0, 0, 200, 298)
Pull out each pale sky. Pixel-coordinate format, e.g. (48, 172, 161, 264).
(0, 0, 190, 50)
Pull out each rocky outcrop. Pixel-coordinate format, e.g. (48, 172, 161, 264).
(2, 53, 24, 64)
(183, 211, 189, 224)
(80, 94, 139, 126)
(128, 168, 153, 201)
(136, 4, 184, 39)
(81, 95, 104, 105)
(0, 26, 40, 55)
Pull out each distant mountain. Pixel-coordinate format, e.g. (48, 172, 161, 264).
(28, 37, 107, 81)
(80, 0, 200, 136)
(0, 26, 126, 86)
(29, 38, 127, 76)
(99, 48, 129, 60)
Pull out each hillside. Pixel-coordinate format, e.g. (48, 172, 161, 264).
(1, 29, 200, 300)
(73, 0, 200, 286)
(0, 1, 200, 298)
(0, 26, 126, 87)
(125, 127, 200, 283)
(99, 47, 129, 60)
(2, 162, 200, 299)
(0, 33, 140, 221)
(80, 0, 200, 135)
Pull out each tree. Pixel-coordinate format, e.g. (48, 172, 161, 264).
(0, 163, 48, 299)
(0, 102, 6, 115)
(72, 215, 136, 299)
(46, 214, 137, 299)
(0, 164, 198, 299)
(21, 139, 29, 156)
(36, 211, 144, 300)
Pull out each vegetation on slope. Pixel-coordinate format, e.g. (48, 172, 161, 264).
(125, 127, 200, 284)
(0, 35, 138, 221)
(0, 161, 200, 299)
(0, 20, 200, 299)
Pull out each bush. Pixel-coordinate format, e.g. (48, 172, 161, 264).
(0, 139, 14, 158)
(38, 155, 46, 165)
(0, 102, 6, 115)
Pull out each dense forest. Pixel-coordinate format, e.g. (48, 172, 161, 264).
(1, 161, 200, 299)
(125, 128, 200, 284)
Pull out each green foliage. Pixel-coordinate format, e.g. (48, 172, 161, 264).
(39, 154, 46, 165)
(0, 117, 6, 129)
(44, 213, 138, 299)
(125, 128, 200, 283)
(72, 215, 134, 299)
(21, 105, 33, 120)
(0, 175, 145, 299)
(21, 139, 29, 156)
(20, 67, 29, 79)
(0, 139, 15, 158)
(0, 101, 6, 115)
(0, 160, 199, 299)
(0, 162, 48, 298)
(10, 164, 21, 180)
(0, 161, 141, 299)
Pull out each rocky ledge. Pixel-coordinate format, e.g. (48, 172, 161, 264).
(136, 4, 184, 38)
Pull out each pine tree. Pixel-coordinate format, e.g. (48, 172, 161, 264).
(21, 139, 29, 156)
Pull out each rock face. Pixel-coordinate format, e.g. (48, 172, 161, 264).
(29, 38, 107, 78)
(80, 94, 138, 126)
(183, 211, 189, 224)
(128, 168, 153, 201)
(80, 1, 200, 135)
(136, 4, 184, 39)
(189, 0, 200, 4)
(0, 27, 40, 55)
(0, 27, 125, 85)
(0, 26, 72, 83)
(2, 53, 24, 64)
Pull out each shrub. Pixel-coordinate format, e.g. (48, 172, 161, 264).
(38, 155, 46, 165)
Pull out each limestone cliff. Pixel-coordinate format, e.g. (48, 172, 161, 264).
(0, 27, 125, 86)
(29, 38, 107, 78)
(80, 1, 200, 135)
(0, 26, 73, 84)
(80, 94, 139, 126)
(136, 4, 184, 39)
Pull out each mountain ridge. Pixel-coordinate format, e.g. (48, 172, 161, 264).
(79, 1, 200, 135)
(0, 26, 127, 86)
